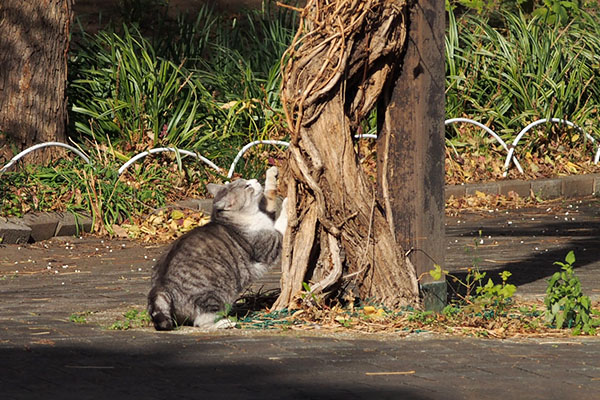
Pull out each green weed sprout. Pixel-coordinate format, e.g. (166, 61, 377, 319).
(544, 251, 600, 335)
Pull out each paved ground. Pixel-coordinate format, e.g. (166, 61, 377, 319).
(1, 197, 599, 399)
(446, 197, 600, 300)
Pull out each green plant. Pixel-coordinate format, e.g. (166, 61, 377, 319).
(301, 281, 320, 305)
(109, 308, 151, 330)
(445, 6, 600, 147)
(0, 153, 199, 232)
(532, 0, 582, 24)
(544, 250, 599, 334)
(68, 3, 294, 180)
(69, 311, 92, 324)
(474, 270, 517, 313)
(407, 310, 437, 324)
(430, 263, 516, 316)
(69, 25, 204, 149)
(447, 0, 530, 14)
(215, 303, 238, 325)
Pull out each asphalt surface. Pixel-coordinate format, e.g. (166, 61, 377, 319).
(1, 197, 599, 400)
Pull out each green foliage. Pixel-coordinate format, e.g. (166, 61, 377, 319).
(474, 270, 517, 312)
(431, 265, 516, 316)
(429, 232, 516, 317)
(447, 0, 530, 14)
(447, 0, 590, 20)
(301, 282, 320, 305)
(532, 1, 582, 24)
(69, 311, 91, 324)
(69, 25, 207, 150)
(0, 157, 180, 232)
(67, 3, 600, 176)
(109, 308, 151, 330)
(0, 159, 91, 218)
(68, 3, 295, 178)
(215, 303, 238, 324)
(407, 310, 436, 324)
(544, 251, 599, 335)
(446, 6, 600, 148)
(6, 3, 600, 226)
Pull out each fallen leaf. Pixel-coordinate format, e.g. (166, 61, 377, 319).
(171, 210, 184, 220)
(112, 225, 130, 238)
(182, 217, 195, 230)
(140, 225, 157, 235)
(363, 306, 377, 315)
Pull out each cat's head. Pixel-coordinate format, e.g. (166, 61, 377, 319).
(206, 179, 263, 218)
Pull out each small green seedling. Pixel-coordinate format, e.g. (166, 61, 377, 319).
(109, 308, 152, 330)
(69, 311, 91, 324)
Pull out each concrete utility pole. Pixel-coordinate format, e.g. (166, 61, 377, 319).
(378, 0, 446, 310)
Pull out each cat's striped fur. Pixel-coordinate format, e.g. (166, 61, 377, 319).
(147, 167, 287, 330)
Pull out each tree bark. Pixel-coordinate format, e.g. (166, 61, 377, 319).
(274, 0, 420, 310)
(0, 0, 72, 163)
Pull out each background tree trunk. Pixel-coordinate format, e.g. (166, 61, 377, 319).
(0, 0, 72, 163)
(274, 0, 421, 310)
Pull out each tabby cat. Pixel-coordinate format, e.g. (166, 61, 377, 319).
(147, 167, 287, 330)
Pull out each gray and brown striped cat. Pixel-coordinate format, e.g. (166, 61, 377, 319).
(147, 167, 287, 330)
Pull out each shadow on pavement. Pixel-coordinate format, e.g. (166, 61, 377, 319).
(447, 219, 600, 295)
(0, 344, 437, 400)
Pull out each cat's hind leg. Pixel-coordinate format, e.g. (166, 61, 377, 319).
(147, 288, 175, 331)
(192, 292, 235, 330)
(193, 312, 235, 330)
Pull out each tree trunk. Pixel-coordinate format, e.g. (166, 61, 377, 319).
(0, 0, 72, 163)
(274, 0, 420, 310)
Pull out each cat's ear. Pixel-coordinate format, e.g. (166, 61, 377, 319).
(206, 183, 225, 197)
(214, 193, 238, 211)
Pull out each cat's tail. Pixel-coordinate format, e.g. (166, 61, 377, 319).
(147, 287, 175, 331)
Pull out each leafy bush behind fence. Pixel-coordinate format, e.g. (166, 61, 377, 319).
(446, 8, 600, 145)
(68, 3, 296, 172)
(68, 3, 600, 167)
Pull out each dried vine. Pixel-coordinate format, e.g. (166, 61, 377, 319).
(274, 0, 420, 310)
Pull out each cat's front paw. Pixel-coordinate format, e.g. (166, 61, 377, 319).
(266, 166, 279, 180)
(281, 197, 288, 215)
(265, 166, 278, 192)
